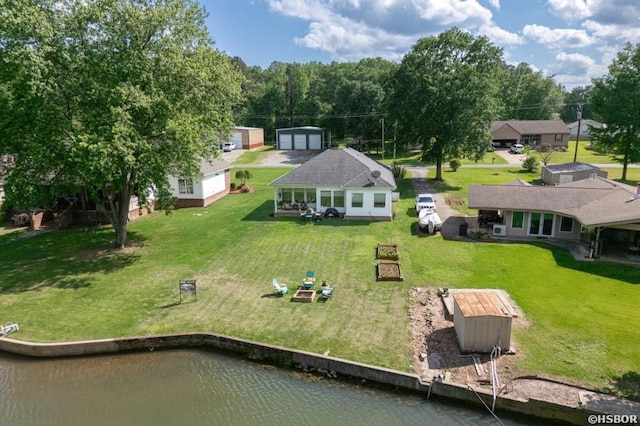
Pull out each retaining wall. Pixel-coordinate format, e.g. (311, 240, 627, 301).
(0, 333, 587, 424)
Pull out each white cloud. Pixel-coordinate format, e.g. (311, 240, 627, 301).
(547, 0, 591, 22)
(267, 0, 501, 62)
(486, 0, 500, 10)
(583, 20, 640, 43)
(479, 25, 523, 46)
(523, 24, 594, 49)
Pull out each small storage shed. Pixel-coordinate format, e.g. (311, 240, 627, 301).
(541, 162, 608, 186)
(276, 126, 324, 150)
(453, 292, 514, 353)
(232, 126, 264, 150)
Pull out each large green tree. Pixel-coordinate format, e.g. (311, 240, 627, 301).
(590, 42, 640, 180)
(501, 62, 564, 120)
(388, 28, 504, 179)
(0, 0, 242, 247)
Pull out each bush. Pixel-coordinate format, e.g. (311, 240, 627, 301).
(522, 155, 540, 172)
(449, 158, 461, 171)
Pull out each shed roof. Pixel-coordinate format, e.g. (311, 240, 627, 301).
(276, 126, 323, 132)
(491, 120, 570, 135)
(234, 126, 262, 131)
(269, 147, 396, 189)
(454, 293, 513, 318)
(543, 162, 602, 174)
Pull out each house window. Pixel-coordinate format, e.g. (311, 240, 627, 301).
(333, 190, 344, 208)
(555, 134, 563, 143)
(351, 193, 363, 208)
(320, 190, 331, 208)
(178, 179, 194, 194)
(512, 211, 524, 229)
(560, 216, 573, 232)
(294, 189, 306, 204)
(373, 193, 386, 208)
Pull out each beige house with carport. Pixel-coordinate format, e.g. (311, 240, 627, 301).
(491, 120, 570, 149)
(468, 177, 640, 258)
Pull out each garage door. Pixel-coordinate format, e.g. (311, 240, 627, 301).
(232, 131, 243, 146)
(294, 134, 307, 150)
(279, 134, 292, 150)
(309, 134, 322, 150)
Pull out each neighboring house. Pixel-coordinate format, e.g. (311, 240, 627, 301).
(567, 119, 604, 141)
(541, 162, 608, 186)
(168, 158, 231, 208)
(230, 126, 264, 150)
(269, 147, 397, 220)
(275, 126, 324, 150)
(491, 120, 570, 149)
(468, 177, 640, 257)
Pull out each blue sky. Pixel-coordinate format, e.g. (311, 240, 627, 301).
(202, 0, 640, 90)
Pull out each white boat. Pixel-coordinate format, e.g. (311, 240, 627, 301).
(418, 209, 442, 234)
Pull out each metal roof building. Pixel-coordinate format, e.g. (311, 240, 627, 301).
(453, 292, 515, 353)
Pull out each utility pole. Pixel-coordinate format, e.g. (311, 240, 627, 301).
(573, 103, 583, 163)
(380, 117, 385, 160)
(393, 121, 397, 163)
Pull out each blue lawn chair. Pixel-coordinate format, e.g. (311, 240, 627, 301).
(302, 271, 316, 289)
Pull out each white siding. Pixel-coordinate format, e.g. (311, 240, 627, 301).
(201, 172, 226, 198)
(345, 189, 393, 218)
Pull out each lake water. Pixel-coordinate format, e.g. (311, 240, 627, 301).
(0, 349, 545, 425)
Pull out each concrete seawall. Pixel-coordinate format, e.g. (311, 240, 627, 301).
(0, 333, 590, 424)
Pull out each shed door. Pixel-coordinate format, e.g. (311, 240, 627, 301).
(279, 134, 292, 150)
(294, 134, 307, 150)
(309, 134, 322, 149)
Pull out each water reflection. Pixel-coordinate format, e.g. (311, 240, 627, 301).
(0, 349, 542, 425)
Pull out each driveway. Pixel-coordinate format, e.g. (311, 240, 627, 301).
(494, 147, 526, 165)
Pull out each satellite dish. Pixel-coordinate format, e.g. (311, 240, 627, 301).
(371, 170, 381, 179)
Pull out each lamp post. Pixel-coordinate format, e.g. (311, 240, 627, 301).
(573, 103, 583, 163)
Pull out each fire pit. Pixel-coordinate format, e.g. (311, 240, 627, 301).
(377, 262, 403, 281)
(292, 289, 316, 303)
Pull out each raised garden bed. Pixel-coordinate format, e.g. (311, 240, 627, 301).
(376, 244, 399, 260)
(292, 289, 316, 303)
(377, 262, 403, 281)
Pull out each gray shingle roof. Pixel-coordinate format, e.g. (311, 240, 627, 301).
(491, 120, 570, 135)
(200, 158, 231, 176)
(468, 177, 640, 227)
(269, 148, 397, 189)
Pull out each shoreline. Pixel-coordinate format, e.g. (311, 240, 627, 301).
(2, 332, 635, 425)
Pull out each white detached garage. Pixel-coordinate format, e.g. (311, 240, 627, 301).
(276, 126, 324, 150)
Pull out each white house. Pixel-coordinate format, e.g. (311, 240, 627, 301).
(269, 147, 397, 220)
(567, 119, 605, 141)
(168, 158, 231, 208)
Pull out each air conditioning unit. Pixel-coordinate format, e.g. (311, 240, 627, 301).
(493, 224, 506, 236)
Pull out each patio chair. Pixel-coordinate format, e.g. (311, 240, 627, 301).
(302, 271, 316, 289)
(319, 285, 336, 300)
(272, 278, 288, 296)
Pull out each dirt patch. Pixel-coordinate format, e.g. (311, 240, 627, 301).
(409, 287, 582, 407)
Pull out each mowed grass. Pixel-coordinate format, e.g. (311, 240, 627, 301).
(1, 166, 640, 397)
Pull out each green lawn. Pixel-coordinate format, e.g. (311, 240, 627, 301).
(1, 166, 639, 398)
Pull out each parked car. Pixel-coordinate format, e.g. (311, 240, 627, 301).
(222, 142, 236, 152)
(509, 143, 525, 153)
(414, 193, 436, 214)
